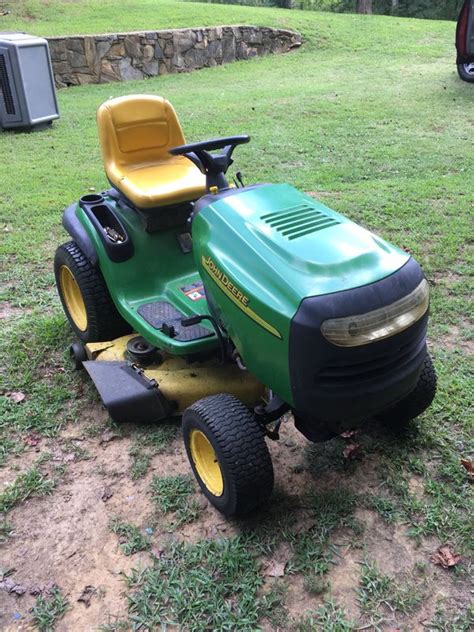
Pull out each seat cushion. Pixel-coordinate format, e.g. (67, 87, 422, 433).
(113, 156, 207, 210)
(97, 95, 207, 210)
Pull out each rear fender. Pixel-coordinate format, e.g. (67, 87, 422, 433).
(62, 203, 98, 265)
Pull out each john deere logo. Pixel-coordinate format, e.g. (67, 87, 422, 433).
(201, 255, 282, 339)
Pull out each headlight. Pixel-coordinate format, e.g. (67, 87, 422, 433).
(321, 278, 429, 347)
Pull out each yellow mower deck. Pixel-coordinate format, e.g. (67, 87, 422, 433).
(84, 334, 265, 419)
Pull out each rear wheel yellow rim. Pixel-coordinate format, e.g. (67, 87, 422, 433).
(190, 429, 224, 497)
(59, 265, 88, 332)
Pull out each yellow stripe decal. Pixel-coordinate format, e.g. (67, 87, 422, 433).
(202, 256, 282, 339)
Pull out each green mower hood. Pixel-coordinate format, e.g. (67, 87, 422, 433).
(194, 183, 408, 301)
(192, 184, 410, 402)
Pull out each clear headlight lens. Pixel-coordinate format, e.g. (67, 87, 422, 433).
(321, 278, 429, 347)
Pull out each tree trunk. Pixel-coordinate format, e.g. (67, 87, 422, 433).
(356, 0, 373, 14)
(391, 0, 399, 15)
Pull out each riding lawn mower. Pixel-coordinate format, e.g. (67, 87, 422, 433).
(54, 95, 436, 516)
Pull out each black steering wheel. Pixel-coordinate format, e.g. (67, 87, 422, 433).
(169, 135, 250, 189)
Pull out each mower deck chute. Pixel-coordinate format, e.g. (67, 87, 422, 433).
(83, 334, 265, 421)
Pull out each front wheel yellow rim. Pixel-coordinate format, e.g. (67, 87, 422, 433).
(59, 265, 88, 332)
(189, 429, 224, 497)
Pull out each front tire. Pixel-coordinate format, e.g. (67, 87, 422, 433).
(378, 353, 437, 427)
(457, 62, 474, 83)
(182, 394, 274, 517)
(54, 241, 131, 343)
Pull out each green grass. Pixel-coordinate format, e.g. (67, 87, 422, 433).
(128, 423, 177, 479)
(295, 600, 354, 632)
(357, 561, 424, 628)
(150, 473, 201, 526)
(426, 603, 474, 632)
(288, 489, 357, 574)
(1, 0, 456, 42)
(0, 519, 13, 543)
(123, 537, 264, 630)
(258, 580, 290, 629)
(0, 315, 81, 468)
(0, 466, 55, 513)
(0, 1, 473, 629)
(31, 586, 69, 632)
(109, 518, 152, 555)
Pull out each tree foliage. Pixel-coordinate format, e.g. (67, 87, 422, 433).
(306, 0, 464, 19)
(204, 0, 464, 20)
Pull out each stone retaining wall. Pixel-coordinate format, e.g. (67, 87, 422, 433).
(47, 26, 301, 88)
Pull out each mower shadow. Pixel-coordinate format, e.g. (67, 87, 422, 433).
(230, 417, 425, 560)
(304, 415, 424, 479)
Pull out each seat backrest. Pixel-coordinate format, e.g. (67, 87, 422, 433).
(97, 95, 186, 176)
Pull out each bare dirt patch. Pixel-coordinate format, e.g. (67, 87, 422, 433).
(0, 302, 31, 321)
(436, 322, 474, 354)
(1, 405, 471, 630)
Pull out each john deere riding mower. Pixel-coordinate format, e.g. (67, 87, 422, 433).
(54, 95, 436, 516)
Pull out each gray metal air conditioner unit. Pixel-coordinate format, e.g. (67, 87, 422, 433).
(0, 32, 59, 130)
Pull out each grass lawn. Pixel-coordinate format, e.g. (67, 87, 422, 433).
(0, 1, 473, 630)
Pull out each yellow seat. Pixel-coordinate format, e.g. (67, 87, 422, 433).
(97, 95, 207, 210)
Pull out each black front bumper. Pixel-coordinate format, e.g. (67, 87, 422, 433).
(289, 258, 428, 440)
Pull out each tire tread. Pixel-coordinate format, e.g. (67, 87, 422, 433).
(54, 241, 131, 342)
(379, 353, 437, 425)
(184, 393, 274, 516)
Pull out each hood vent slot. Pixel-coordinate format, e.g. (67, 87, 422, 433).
(261, 203, 340, 240)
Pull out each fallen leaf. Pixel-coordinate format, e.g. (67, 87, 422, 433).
(292, 520, 316, 535)
(41, 365, 66, 378)
(430, 545, 461, 569)
(52, 451, 75, 463)
(101, 487, 113, 502)
(29, 585, 42, 596)
(215, 522, 227, 532)
(263, 542, 291, 577)
(0, 578, 27, 595)
(78, 585, 96, 608)
(264, 560, 286, 577)
(24, 432, 42, 447)
(460, 459, 474, 481)
(43, 582, 56, 595)
(100, 429, 120, 444)
(340, 429, 358, 439)
(343, 443, 361, 459)
(5, 392, 25, 404)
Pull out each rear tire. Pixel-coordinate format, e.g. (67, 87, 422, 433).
(54, 241, 131, 343)
(182, 393, 274, 517)
(457, 62, 474, 83)
(378, 353, 436, 427)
